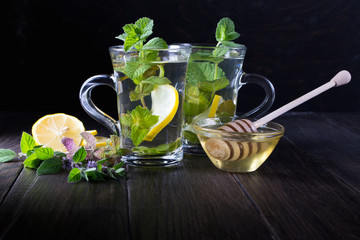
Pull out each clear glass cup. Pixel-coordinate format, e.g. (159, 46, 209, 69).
(182, 44, 275, 154)
(79, 45, 191, 167)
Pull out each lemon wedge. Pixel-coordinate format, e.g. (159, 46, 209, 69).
(143, 84, 179, 141)
(208, 95, 223, 117)
(31, 113, 85, 152)
(190, 95, 224, 124)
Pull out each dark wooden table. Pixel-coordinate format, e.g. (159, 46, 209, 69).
(1, 111, 359, 240)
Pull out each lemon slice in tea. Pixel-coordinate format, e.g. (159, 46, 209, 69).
(143, 84, 179, 141)
(32, 113, 85, 152)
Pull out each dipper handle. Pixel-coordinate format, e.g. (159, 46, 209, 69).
(254, 70, 351, 128)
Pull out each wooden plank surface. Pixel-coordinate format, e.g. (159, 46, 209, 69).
(0, 168, 129, 240)
(127, 155, 276, 240)
(0, 111, 359, 239)
(276, 112, 360, 191)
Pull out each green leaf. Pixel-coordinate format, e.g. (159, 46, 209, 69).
(119, 17, 154, 52)
(198, 77, 229, 92)
(124, 62, 152, 81)
(73, 146, 87, 163)
(113, 161, 124, 170)
(221, 41, 243, 48)
(84, 168, 107, 181)
(124, 35, 140, 52)
(54, 151, 67, 158)
(23, 153, 42, 169)
(125, 106, 159, 146)
(130, 76, 171, 101)
(34, 147, 54, 160)
(115, 32, 127, 41)
(183, 130, 200, 144)
(0, 149, 17, 162)
(135, 17, 154, 40)
(131, 125, 151, 147)
(132, 138, 181, 155)
(215, 17, 240, 42)
(142, 76, 171, 85)
(68, 168, 81, 183)
(129, 83, 155, 101)
(212, 47, 228, 57)
(36, 158, 63, 175)
(143, 37, 168, 49)
(216, 99, 236, 117)
(186, 62, 226, 84)
(20, 132, 35, 154)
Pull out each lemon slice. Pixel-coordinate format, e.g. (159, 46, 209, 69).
(191, 95, 224, 123)
(208, 95, 223, 117)
(143, 84, 179, 141)
(32, 113, 85, 152)
(79, 131, 110, 148)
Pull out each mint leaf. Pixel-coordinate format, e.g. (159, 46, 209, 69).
(135, 17, 154, 40)
(117, 17, 154, 52)
(216, 99, 236, 117)
(34, 147, 54, 160)
(124, 106, 159, 146)
(0, 149, 16, 162)
(215, 17, 240, 43)
(124, 62, 152, 81)
(131, 125, 150, 147)
(84, 168, 106, 181)
(68, 168, 81, 183)
(36, 158, 63, 175)
(23, 153, 42, 169)
(73, 146, 87, 163)
(130, 77, 171, 101)
(142, 76, 171, 85)
(124, 35, 140, 52)
(221, 41, 243, 48)
(186, 62, 226, 84)
(198, 77, 229, 92)
(20, 132, 35, 154)
(130, 83, 155, 101)
(143, 37, 168, 49)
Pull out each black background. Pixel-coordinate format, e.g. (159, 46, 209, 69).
(4, 0, 360, 118)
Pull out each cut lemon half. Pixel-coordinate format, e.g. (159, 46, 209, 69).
(143, 84, 179, 141)
(31, 113, 85, 152)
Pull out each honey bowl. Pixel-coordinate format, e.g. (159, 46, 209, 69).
(193, 117, 284, 173)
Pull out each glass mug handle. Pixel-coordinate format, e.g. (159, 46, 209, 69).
(238, 73, 275, 118)
(79, 74, 120, 135)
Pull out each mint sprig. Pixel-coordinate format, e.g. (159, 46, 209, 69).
(120, 106, 159, 147)
(115, 17, 170, 146)
(215, 17, 242, 47)
(184, 17, 242, 127)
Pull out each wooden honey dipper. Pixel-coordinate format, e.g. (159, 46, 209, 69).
(205, 70, 351, 161)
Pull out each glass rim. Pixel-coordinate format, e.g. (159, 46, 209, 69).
(109, 44, 191, 52)
(193, 117, 285, 141)
(177, 43, 247, 51)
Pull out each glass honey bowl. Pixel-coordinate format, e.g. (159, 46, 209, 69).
(193, 117, 284, 173)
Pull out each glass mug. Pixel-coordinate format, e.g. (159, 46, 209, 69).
(80, 45, 191, 166)
(182, 45, 275, 154)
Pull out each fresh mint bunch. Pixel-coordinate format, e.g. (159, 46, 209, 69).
(0, 131, 128, 183)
